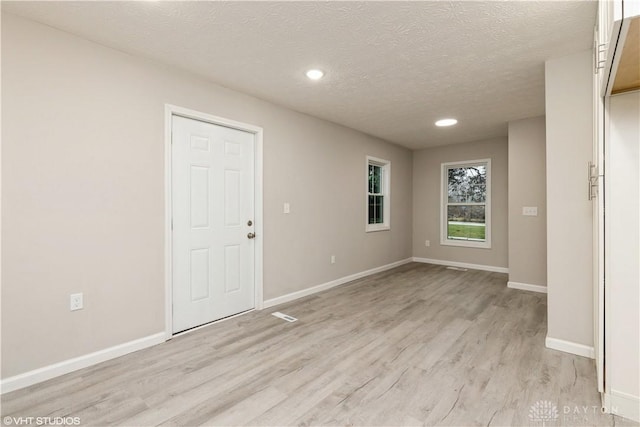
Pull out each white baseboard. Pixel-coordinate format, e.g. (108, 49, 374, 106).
(545, 336, 595, 359)
(412, 257, 509, 274)
(263, 257, 413, 308)
(603, 389, 640, 422)
(0, 332, 166, 394)
(507, 281, 547, 293)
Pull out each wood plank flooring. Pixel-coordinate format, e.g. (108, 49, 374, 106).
(2, 263, 635, 426)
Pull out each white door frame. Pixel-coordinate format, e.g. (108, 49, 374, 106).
(164, 104, 264, 339)
(593, 68, 606, 394)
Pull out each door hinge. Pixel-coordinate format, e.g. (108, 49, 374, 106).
(594, 42, 607, 74)
(588, 161, 599, 200)
(171, 218, 173, 230)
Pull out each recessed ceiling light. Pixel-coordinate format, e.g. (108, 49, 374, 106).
(306, 69, 324, 80)
(435, 118, 458, 127)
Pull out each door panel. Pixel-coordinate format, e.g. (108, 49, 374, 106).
(172, 115, 255, 333)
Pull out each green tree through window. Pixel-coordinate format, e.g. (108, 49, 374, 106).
(442, 160, 491, 247)
(368, 164, 384, 224)
(366, 156, 390, 232)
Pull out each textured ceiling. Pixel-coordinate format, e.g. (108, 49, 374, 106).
(3, 1, 596, 149)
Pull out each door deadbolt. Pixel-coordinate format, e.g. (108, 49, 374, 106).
(247, 220, 253, 226)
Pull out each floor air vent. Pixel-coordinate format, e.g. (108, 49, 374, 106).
(446, 266, 468, 272)
(272, 312, 298, 322)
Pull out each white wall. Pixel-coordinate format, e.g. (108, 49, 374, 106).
(605, 91, 639, 421)
(544, 50, 594, 352)
(507, 116, 547, 288)
(1, 14, 413, 380)
(412, 138, 508, 270)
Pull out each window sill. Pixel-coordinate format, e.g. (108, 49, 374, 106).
(440, 239, 491, 249)
(366, 224, 390, 233)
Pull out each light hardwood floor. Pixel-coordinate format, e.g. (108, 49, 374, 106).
(2, 263, 635, 426)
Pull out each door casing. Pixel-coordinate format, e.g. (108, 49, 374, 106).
(164, 104, 264, 339)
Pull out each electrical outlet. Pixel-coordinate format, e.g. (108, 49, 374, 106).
(283, 202, 290, 214)
(331, 255, 336, 264)
(70, 293, 83, 311)
(425, 240, 431, 247)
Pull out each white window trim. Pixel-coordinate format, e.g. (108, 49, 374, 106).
(440, 158, 492, 249)
(366, 156, 391, 232)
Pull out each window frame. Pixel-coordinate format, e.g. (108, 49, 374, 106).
(440, 158, 492, 249)
(366, 156, 391, 232)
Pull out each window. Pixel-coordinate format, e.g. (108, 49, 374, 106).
(441, 159, 491, 248)
(366, 156, 391, 232)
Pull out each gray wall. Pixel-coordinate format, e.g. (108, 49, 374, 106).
(545, 50, 593, 348)
(1, 14, 413, 379)
(507, 116, 547, 287)
(412, 138, 508, 269)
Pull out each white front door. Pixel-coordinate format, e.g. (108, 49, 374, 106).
(172, 115, 255, 333)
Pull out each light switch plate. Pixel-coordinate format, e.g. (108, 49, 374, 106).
(522, 207, 538, 216)
(283, 202, 290, 214)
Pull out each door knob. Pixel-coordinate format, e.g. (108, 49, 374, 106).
(247, 232, 256, 239)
